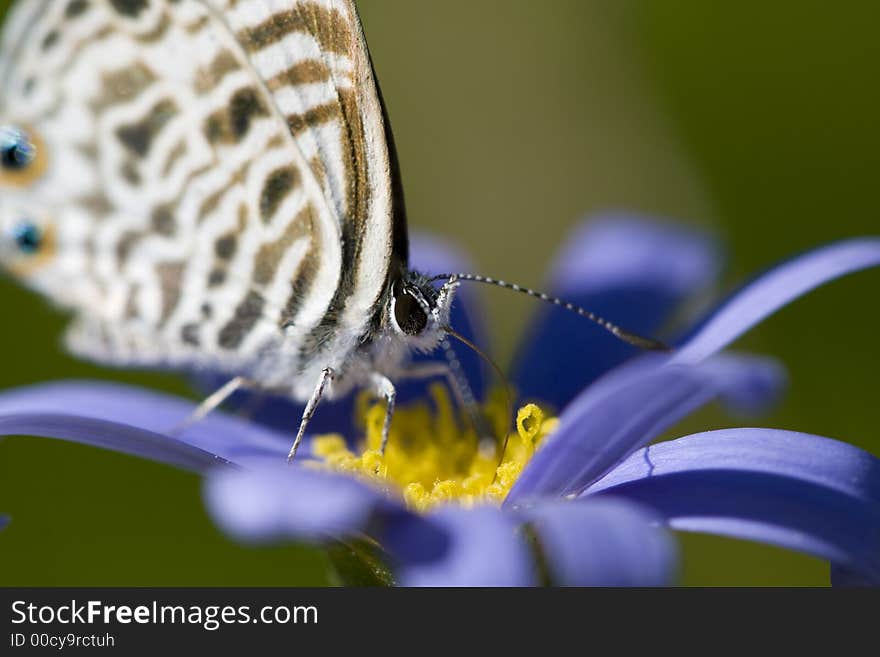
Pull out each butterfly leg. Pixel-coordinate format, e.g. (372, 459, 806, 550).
(287, 367, 334, 463)
(370, 373, 397, 454)
(395, 361, 472, 411)
(437, 336, 495, 443)
(172, 375, 255, 434)
(395, 361, 492, 442)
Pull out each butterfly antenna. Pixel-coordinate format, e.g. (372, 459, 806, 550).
(433, 273, 670, 351)
(442, 325, 514, 482)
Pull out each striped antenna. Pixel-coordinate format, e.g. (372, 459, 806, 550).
(432, 273, 670, 351)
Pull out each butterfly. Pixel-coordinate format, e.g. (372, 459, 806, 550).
(0, 0, 477, 458)
(0, 0, 663, 460)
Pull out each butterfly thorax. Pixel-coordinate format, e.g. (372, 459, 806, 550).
(251, 268, 457, 401)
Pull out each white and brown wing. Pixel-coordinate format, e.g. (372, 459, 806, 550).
(0, 0, 401, 384)
(216, 0, 406, 369)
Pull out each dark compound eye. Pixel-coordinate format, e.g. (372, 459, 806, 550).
(0, 126, 36, 170)
(394, 286, 428, 336)
(12, 221, 43, 254)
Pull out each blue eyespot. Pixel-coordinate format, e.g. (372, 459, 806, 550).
(0, 126, 35, 170)
(12, 221, 42, 254)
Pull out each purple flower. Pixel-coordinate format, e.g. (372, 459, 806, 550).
(1, 217, 879, 586)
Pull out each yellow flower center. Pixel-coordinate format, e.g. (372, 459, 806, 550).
(311, 384, 557, 512)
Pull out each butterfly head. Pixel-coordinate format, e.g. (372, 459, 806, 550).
(387, 271, 459, 352)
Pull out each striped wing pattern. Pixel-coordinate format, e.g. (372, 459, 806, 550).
(0, 0, 397, 390)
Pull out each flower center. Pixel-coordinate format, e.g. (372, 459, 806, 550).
(311, 384, 557, 512)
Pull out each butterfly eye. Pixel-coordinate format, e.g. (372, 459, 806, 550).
(11, 220, 43, 255)
(0, 126, 36, 170)
(393, 286, 428, 336)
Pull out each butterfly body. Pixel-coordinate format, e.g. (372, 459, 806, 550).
(0, 0, 458, 417)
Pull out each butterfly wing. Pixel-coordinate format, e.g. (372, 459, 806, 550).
(219, 0, 407, 351)
(0, 0, 401, 383)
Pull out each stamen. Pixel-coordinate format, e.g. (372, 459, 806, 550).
(310, 384, 557, 513)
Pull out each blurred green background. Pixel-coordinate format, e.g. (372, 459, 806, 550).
(1, 0, 878, 586)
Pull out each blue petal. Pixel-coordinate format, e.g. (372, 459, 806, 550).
(675, 237, 880, 363)
(830, 566, 872, 587)
(197, 232, 490, 437)
(0, 515, 9, 531)
(507, 353, 784, 503)
(512, 215, 721, 409)
(383, 505, 536, 586)
(0, 380, 294, 469)
(587, 428, 880, 584)
(519, 498, 678, 586)
(204, 463, 400, 542)
(713, 354, 787, 416)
